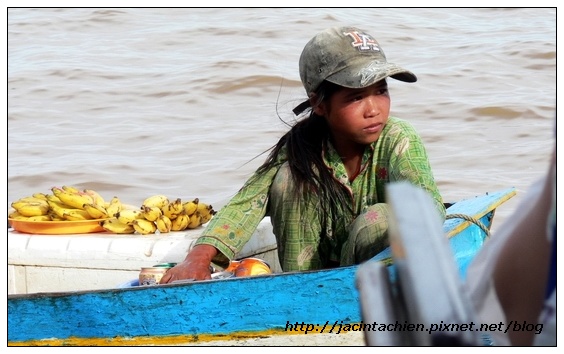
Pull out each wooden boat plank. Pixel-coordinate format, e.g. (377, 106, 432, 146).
(444, 188, 516, 237)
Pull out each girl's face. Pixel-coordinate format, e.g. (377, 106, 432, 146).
(314, 80, 390, 149)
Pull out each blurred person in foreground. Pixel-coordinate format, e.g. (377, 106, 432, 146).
(466, 144, 556, 346)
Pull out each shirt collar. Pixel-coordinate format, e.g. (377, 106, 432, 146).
(322, 139, 375, 184)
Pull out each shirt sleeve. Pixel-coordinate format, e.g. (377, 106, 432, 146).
(194, 165, 280, 267)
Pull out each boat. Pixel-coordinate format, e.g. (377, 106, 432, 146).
(357, 182, 496, 346)
(8, 186, 516, 346)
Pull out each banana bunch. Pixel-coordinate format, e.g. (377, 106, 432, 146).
(9, 187, 216, 236)
(100, 195, 217, 235)
(9, 194, 51, 221)
(9, 185, 124, 222)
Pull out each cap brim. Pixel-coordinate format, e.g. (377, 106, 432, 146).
(293, 59, 416, 115)
(326, 57, 417, 88)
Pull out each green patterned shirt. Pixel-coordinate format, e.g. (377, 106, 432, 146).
(195, 117, 445, 267)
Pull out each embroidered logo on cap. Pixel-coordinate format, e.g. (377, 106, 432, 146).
(344, 30, 380, 51)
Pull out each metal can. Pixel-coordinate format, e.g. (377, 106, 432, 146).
(234, 257, 272, 277)
(139, 263, 176, 286)
(211, 271, 235, 280)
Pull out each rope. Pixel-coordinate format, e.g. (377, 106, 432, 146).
(375, 214, 490, 267)
(445, 213, 491, 238)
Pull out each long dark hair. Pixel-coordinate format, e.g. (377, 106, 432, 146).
(254, 81, 353, 242)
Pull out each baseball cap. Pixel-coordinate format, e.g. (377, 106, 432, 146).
(293, 26, 417, 115)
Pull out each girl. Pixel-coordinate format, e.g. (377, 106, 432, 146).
(161, 26, 445, 283)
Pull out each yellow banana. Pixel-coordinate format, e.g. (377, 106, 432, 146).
(83, 203, 110, 219)
(8, 213, 52, 222)
(47, 199, 71, 219)
(26, 215, 53, 222)
(156, 215, 172, 233)
(46, 194, 62, 204)
(83, 189, 106, 206)
(116, 209, 143, 225)
(163, 198, 184, 220)
(12, 196, 49, 205)
(63, 209, 93, 221)
(62, 185, 81, 193)
(196, 203, 213, 219)
(51, 186, 64, 197)
(32, 193, 48, 201)
(182, 198, 199, 216)
(186, 211, 202, 229)
(105, 196, 123, 217)
(200, 208, 216, 225)
(11, 200, 50, 217)
(8, 211, 28, 220)
(170, 212, 190, 231)
(132, 219, 157, 235)
(48, 200, 91, 220)
(101, 218, 136, 234)
(140, 205, 162, 222)
(142, 194, 169, 210)
(54, 188, 94, 209)
(49, 212, 66, 221)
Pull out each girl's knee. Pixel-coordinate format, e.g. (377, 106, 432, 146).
(349, 203, 390, 234)
(343, 203, 391, 264)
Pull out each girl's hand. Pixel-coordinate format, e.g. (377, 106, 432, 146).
(159, 244, 217, 283)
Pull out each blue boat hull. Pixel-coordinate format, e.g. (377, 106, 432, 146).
(8, 188, 516, 346)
